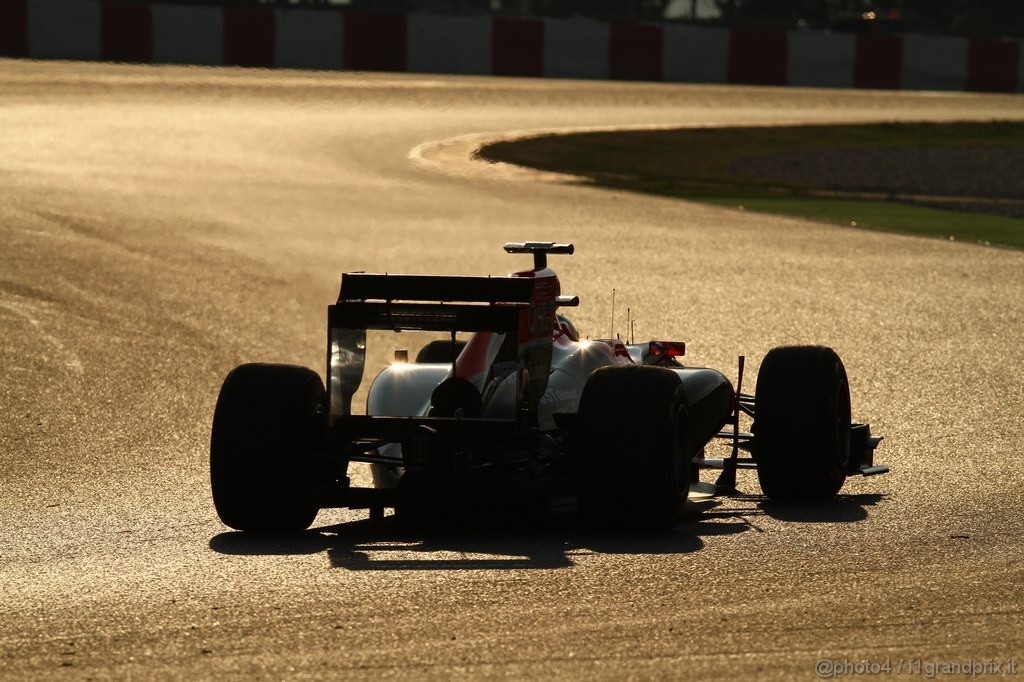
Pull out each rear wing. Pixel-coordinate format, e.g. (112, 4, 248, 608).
(327, 271, 558, 426)
(327, 244, 575, 437)
(329, 273, 534, 333)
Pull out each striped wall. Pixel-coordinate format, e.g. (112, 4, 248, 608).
(1, 0, 1021, 93)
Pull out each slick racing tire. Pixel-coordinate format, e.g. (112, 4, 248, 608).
(752, 346, 852, 501)
(415, 339, 468, 364)
(578, 365, 691, 530)
(210, 363, 326, 532)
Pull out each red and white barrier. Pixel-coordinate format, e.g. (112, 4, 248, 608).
(3, 0, 1021, 94)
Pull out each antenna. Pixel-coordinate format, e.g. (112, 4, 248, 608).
(626, 307, 630, 345)
(609, 289, 615, 339)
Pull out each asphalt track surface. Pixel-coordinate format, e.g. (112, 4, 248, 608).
(2, 59, 1023, 679)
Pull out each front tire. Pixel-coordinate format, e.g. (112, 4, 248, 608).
(577, 366, 692, 530)
(210, 363, 326, 532)
(753, 346, 852, 501)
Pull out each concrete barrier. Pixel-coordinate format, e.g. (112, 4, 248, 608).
(151, 4, 222, 66)
(408, 14, 490, 76)
(30, 0, 100, 61)
(274, 8, 342, 70)
(788, 31, 854, 89)
(5, 0, 1021, 94)
(543, 17, 608, 80)
(662, 23, 729, 84)
(902, 34, 968, 91)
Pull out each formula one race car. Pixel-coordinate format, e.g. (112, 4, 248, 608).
(211, 242, 887, 532)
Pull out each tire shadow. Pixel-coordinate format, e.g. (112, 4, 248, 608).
(758, 493, 885, 523)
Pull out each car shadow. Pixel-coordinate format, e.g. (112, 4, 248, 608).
(208, 500, 753, 570)
(208, 494, 883, 569)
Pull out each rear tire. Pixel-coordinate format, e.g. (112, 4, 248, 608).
(753, 346, 852, 501)
(210, 363, 326, 532)
(577, 366, 691, 530)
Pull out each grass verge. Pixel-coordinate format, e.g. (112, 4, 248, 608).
(478, 121, 1024, 250)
